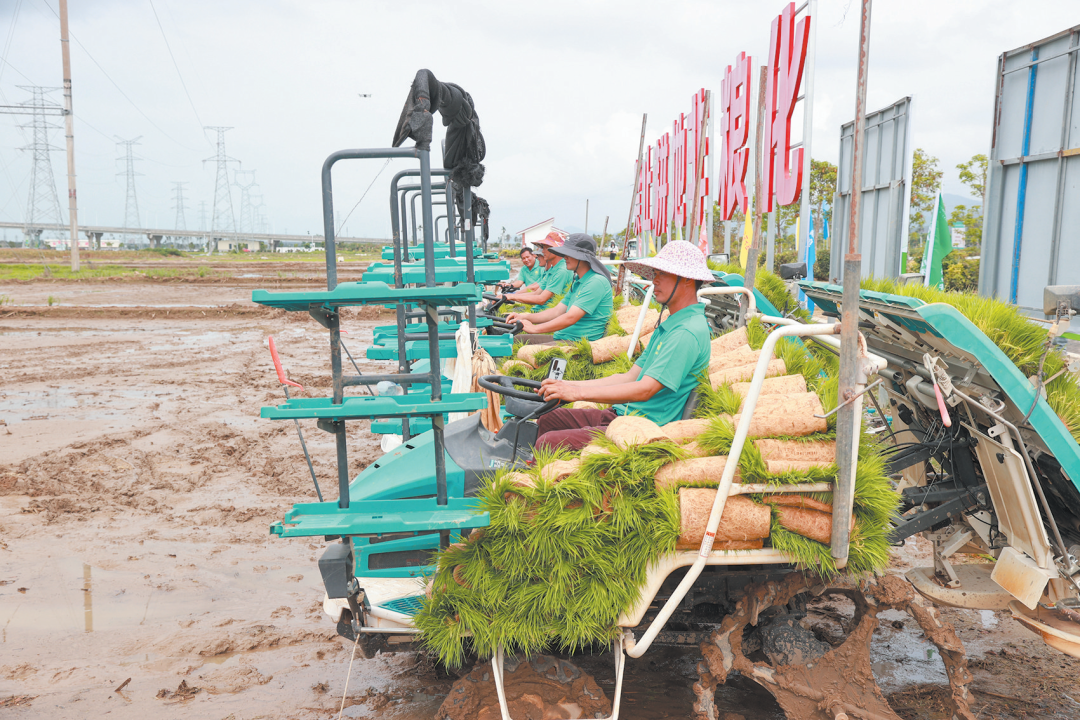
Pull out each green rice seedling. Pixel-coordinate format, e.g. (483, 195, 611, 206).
(860, 277, 1080, 442)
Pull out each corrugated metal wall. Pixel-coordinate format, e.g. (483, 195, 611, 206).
(981, 26, 1080, 314)
(831, 96, 914, 282)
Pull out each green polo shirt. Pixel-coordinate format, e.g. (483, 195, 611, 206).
(613, 304, 711, 426)
(517, 261, 545, 288)
(539, 259, 573, 309)
(553, 270, 613, 342)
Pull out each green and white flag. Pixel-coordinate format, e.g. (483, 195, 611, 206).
(921, 192, 951, 290)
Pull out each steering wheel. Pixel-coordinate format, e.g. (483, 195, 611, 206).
(477, 374, 561, 417)
(486, 319, 523, 336)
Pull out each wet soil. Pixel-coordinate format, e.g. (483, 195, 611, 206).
(2, 280, 1079, 720)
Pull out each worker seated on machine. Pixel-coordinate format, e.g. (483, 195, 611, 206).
(534, 241, 714, 451)
(506, 234, 613, 345)
(505, 245, 545, 292)
(500, 233, 574, 309)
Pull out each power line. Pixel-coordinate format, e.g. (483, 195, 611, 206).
(148, 0, 207, 144)
(36, 0, 201, 151)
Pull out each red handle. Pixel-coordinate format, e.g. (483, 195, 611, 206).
(268, 336, 303, 389)
(932, 381, 951, 428)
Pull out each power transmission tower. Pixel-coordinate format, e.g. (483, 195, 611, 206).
(198, 201, 208, 231)
(203, 126, 240, 242)
(234, 170, 258, 234)
(10, 87, 65, 248)
(115, 137, 142, 240)
(172, 181, 188, 231)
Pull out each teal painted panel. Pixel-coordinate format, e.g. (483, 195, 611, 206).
(271, 497, 487, 538)
(366, 335, 513, 360)
(260, 393, 488, 421)
(252, 281, 484, 311)
(916, 303, 1080, 493)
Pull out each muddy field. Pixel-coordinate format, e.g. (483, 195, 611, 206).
(2, 277, 1079, 720)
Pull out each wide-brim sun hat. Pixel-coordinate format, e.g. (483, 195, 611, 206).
(622, 240, 715, 283)
(550, 233, 612, 281)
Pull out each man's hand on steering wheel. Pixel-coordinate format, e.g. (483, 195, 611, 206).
(539, 378, 584, 403)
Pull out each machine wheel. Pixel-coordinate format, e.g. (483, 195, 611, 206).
(693, 573, 977, 720)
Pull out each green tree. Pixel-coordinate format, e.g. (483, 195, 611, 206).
(809, 158, 837, 252)
(909, 148, 942, 248)
(957, 154, 988, 198)
(951, 153, 988, 248)
(948, 204, 982, 248)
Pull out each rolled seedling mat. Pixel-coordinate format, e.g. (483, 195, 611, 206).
(682, 440, 710, 458)
(737, 391, 820, 415)
(731, 373, 808, 398)
(730, 392, 826, 438)
(710, 358, 787, 388)
(767, 459, 834, 474)
(762, 494, 835, 513)
(517, 343, 565, 368)
(505, 472, 535, 489)
(772, 504, 855, 545)
(571, 401, 604, 410)
(756, 438, 836, 464)
(708, 345, 760, 374)
(661, 418, 712, 444)
(605, 415, 671, 449)
(500, 359, 533, 375)
(580, 443, 610, 459)
(615, 305, 661, 336)
(655, 456, 739, 491)
(540, 459, 580, 483)
(677, 490, 771, 547)
(591, 334, 640, 364)
(709, 326, 749, 358)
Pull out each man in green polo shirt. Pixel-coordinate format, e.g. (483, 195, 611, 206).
(502, 233, 572, 309)
(507, 246, 545, 291)
(506, 234, 613, 345)
(533, 240, 715, 451)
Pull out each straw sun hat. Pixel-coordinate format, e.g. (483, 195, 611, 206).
(622, 240, 715, 282)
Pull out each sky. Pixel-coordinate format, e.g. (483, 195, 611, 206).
(0, 0, 1075, 243)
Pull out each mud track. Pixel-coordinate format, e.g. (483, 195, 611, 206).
(2, 280, 1079, 719)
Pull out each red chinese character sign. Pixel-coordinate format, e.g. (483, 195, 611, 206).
(719, 52, 751, 221)
(763, 2, 810, 210)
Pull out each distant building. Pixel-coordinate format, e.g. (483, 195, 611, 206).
(215, 239, 260, 252)
(950, 222, 966, 249)
(516, 218, 568, 247)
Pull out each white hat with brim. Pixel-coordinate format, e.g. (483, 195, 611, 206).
(622, 240, 716, 283)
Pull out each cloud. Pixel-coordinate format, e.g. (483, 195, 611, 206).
(0, 0, 1073, 239)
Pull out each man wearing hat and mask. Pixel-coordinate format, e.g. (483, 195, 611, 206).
(506, 233, 613, 345)
(501, 232, 574, 309)
(534, 240, 714, 451)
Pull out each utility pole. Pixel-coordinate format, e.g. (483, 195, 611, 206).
(172, 181, 188, 231)
(57, 0, 80, 269)
(203, 126, 240, 250)
(832, 0, 873, 566)
(585, 199, 589, 235)
(116, 137, 142, 240)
